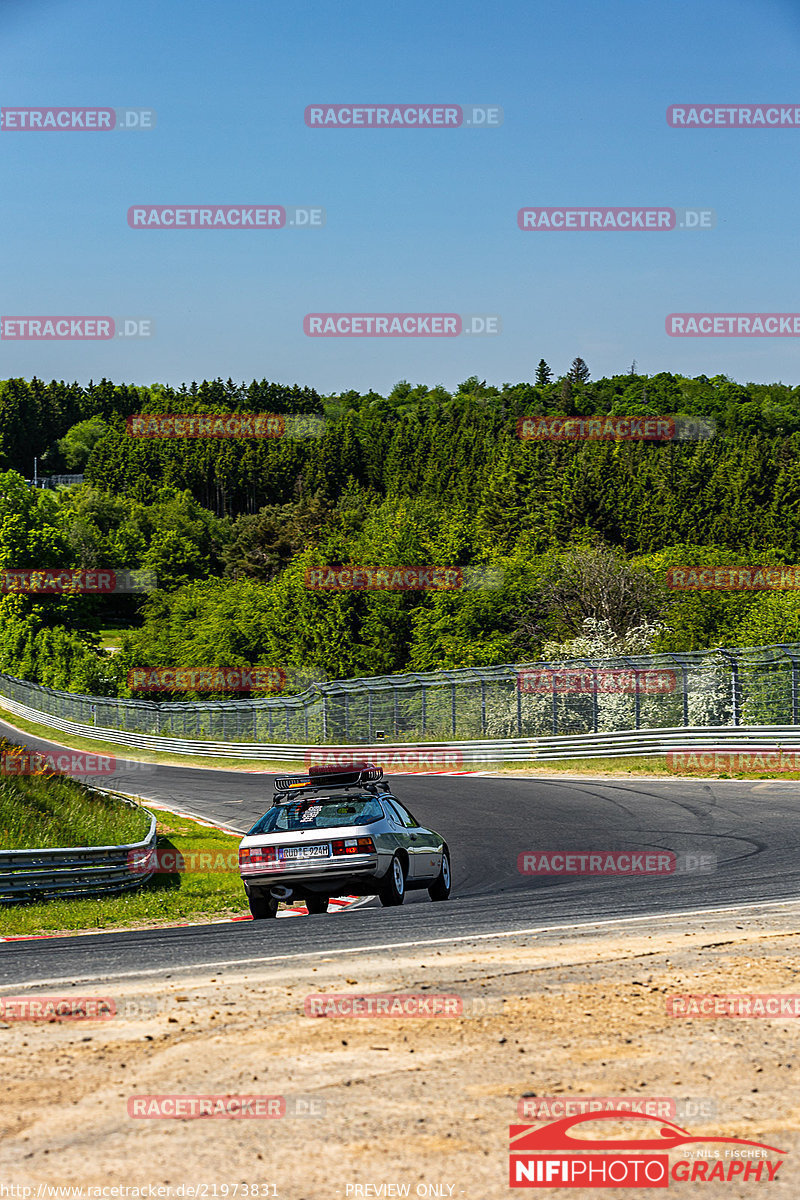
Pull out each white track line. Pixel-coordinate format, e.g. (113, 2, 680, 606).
(139, 799, 244, 835)
(6, 896, 800, 989)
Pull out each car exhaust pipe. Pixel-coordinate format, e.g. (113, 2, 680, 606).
(269, 885, 293, 901)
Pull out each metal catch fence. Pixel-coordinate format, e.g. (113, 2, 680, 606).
(1, 643, 799, 746)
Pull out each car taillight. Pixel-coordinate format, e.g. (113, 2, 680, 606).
(239, 846, 277, 866)
(331, 837, 375, 856)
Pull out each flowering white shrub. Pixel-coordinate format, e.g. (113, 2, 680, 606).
(684, 652, 733, 728)
(483, 618, 733, 737)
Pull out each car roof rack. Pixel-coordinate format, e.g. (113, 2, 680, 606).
(272, 762, 390, 804)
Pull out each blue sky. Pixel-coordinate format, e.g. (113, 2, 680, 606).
(1, 0, 799, 393)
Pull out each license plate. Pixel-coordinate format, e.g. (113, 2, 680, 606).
(279, 844, 329, 861)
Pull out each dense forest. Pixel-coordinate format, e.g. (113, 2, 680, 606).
(1, 364, 799, 697)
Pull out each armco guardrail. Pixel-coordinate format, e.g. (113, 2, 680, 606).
(0, 798, 157, 904)
(530, 725, 800, 761)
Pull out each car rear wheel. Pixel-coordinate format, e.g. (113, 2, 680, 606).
(248, 891, 278, 919)
(379, 854, 406, 907)
(305, 893, 329, 914)
(428, 848, 451, 901)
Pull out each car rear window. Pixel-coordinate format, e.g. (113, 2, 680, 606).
(248, 794, 385, 834)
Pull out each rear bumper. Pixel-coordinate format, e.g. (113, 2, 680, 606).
(241, 853, 382, 894)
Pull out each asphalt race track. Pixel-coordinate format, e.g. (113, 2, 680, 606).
(2, 716, 800, 987)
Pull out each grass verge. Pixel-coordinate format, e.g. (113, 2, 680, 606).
(0, 703, 309, 772)
(1, 808, 249, 936)
(0, 736, 151, 850)
(0, 774, 149, 851)
(516, 753, 800, 779)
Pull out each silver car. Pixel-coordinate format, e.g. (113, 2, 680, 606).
(238, 763, 451, 918)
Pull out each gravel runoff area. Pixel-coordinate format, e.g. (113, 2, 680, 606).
(1, 902, 800, 1198)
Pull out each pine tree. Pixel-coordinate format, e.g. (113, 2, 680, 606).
(535, 359, 552, 386)
(568, 357, 590, 384)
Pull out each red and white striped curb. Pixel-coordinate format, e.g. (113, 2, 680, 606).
(247, 769, 496, 777)
(238, 895, 362, 919)
(410, 769, 494, 776)
(0, 896, 364, 941)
